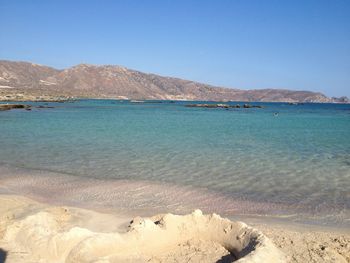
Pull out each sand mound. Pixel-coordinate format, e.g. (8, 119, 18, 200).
(1, 199, 284, 263)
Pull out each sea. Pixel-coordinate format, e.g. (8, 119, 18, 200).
(0, 100, 349, 227)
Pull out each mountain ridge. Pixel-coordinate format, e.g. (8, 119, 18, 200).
(0, 60, 347, 103)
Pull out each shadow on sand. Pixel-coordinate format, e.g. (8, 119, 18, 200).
(0, 248, 7, 263)
(216, 253, 236, 263)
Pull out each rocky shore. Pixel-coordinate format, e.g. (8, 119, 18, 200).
(0, 93, 74, 102)
(185, 103, 264, 109)
(0, 104, 55, 111)
(0, 104, 31, 111)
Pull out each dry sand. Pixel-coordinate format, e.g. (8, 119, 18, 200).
(0, 195, 348, 263)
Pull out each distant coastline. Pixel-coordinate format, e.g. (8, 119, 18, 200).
(1, 96, 349, 104)
(1, 60, 348, 103)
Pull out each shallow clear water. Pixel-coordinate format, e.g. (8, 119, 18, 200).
(0, 100, 349, 226)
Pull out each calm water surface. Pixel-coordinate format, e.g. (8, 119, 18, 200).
(0, 100, 349, 226)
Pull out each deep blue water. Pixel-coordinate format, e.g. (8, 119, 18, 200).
(0, 100, 349, 225)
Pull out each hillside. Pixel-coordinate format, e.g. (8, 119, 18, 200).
(0, 60, 340, 102)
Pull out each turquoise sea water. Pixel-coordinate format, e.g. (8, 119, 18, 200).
(0, 100, 349, 226)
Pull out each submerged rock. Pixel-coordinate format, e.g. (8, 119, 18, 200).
(37, 105, 55, 109)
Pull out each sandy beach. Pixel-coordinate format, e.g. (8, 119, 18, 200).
(2, 0, 350, 262)
(0, 194, 348, 263)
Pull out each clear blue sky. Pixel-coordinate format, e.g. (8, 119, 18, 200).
(1, 0, 349, 97)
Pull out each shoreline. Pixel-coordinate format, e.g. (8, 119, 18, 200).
(0, 194, 349, 262)
(0, 163, 349, 231)
(1, 96, 349, 104)
(1, 164, 349, 262)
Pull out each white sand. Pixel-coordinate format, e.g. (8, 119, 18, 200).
(0, 195, 349, 263)
(252, 224, 349, 263)
(0, 195, 284, 263)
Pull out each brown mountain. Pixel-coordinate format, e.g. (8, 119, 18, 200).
(0, 60, 336, 102)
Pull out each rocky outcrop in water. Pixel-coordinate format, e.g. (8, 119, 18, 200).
(0, 104, 56, 111)
(0, 104, 30, 111)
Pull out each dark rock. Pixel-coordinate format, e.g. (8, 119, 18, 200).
(0, 104, 31, 111)
(243, 104, 263, 108)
